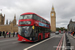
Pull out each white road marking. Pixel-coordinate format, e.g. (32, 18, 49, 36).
(55, 35, 61, 37)
(62, 34, 65, 50)
(24, 36, 55, 50)
(0, 38, 17, 43)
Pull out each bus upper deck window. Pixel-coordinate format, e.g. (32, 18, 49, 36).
(24, 15, 32, 19)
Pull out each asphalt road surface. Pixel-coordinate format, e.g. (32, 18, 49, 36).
(0, 33, 63, 50)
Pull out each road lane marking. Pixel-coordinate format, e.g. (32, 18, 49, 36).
(56, 34, 64, 50)
(24, 36, 55, 50)
(62, 34, 64, 50)
(55, 35, 61, 37)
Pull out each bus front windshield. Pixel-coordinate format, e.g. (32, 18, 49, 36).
(18, 26, 32, 37)
(19, 14, 33, 19)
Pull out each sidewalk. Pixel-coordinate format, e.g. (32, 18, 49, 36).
(69, 34, 75, 39)
(67, 34, 75, 50)
(0, 36, 4, 38)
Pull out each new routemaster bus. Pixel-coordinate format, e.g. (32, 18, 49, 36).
(18, 12, 51, 42)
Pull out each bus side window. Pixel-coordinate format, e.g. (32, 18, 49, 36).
(39, 27, 41, 33)
(38, 27, 40, 33)
(35, 26, 39, 34)
(33, 15, 36, 20)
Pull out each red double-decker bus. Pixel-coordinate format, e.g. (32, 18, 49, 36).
(18, 12, 51, 42)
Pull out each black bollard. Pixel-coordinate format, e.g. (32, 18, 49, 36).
(67, 39, 69, 42)
(66, 38, 69, 44)
(66, 42, 71, 50)
(67, 42, 71, 46)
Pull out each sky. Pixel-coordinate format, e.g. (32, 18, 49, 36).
(0, 0, 75, 28)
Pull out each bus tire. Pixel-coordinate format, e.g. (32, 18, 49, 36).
(39, 36, 41, 41)
(48, 34, 50, 38)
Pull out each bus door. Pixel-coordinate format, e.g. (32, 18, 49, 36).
(42, 28, 45, 39)
(43, 32, 45, 39)
(41, 27, 45, 39)
(33, 26, 38, 41)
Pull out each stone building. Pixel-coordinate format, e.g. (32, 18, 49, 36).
(0, 13, 18, 32)
(50, 6, 56, 32)
(67, 19, 75, 32)
(0, 13, 5, 25)
(6, 19, 8, 25)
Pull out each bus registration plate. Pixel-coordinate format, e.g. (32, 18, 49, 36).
(22, 38, 25, 41)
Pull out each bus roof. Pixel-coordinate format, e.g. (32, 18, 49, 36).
(21, 12, 50, 23)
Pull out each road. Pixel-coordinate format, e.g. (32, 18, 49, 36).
(0, 33, 63, 50)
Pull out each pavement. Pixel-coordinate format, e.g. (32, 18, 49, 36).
(68, 34, 75, 38)
(67, 34, 75, 50)
(0, 36, 4, 38)
(0, 33, 64, 50)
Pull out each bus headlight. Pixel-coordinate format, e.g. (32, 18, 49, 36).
(30, 38, 32, 40)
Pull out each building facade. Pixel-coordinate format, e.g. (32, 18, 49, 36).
(0, 13, 5, 25)
(0, 13, 18, 32)
(67, 19, 75, 32)
(50, 6, 56, 32)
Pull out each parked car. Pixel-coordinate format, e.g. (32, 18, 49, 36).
(55, 31, 59, 34)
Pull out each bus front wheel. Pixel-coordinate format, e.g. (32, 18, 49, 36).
(39, 36, 41, 41)
(48, 34, 50, 38)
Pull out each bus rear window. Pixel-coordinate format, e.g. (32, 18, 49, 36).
(19, 21, 31, 25)
(19, 14, 33, 19)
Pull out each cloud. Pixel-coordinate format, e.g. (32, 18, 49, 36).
(0, 0, 75, 28)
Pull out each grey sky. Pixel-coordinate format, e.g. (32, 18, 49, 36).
(0, 0, 75, 28)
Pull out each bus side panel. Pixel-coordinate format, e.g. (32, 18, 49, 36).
(38, 33, 43, 40)
(43, 32, 45, 39)
(48, 32, 50, 37)
(45, 32, 50, 38)
(18, 34, 33, 42)
(45, 33, 47, 38)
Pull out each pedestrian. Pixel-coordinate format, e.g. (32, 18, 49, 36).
(4, 31, 6, 38)
(0, 31, 1, 37)
(7, 32, 9, 37)
(3, 31, 5, 36)
(16, 32, 18, 37)
(71, 31, 73, 35)
(72, 31, 74, 36)
(9, 32, 11, 38)
(15, 32, 16, 36)
(3, 31, 6, 38)
(74, 31, 75, 36)
(15, 32, 18, 37)
(6, 31, 8, 37)
(13, 32, 15, 37)
(71, 32, 72, 35)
